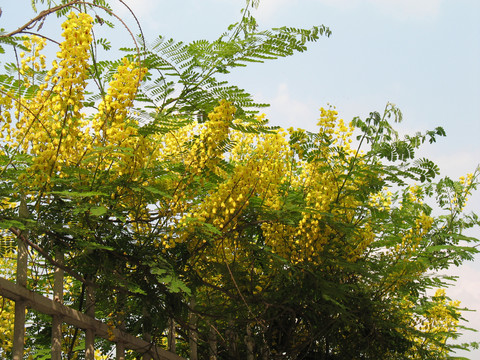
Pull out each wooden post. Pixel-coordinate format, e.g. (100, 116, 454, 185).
(142, 305, 152, 360)
(208, 325, 217, 360)
(116, 341, 126, 360)
(226, 319, 237, 358)
(12, 196, 29, 360)
(261, 341, 270, 360)
(245, 324, 254, 360)
(142, 331, 152, 360)
(188, 298, 198, 360)
(116, 291, 126, 360)
(51, 250, 64, 360)
(0, 277, 186, 360)
(85, 281, 95, 360)
(167, 317, 176, 354)
(12, 237, 27, 360)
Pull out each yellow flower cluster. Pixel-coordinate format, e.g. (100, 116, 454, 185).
(369, 188, 393, 212)
(317, 107, 355, 154)
(459, 173, 473, 187)
(7, 13, 93, 186)
(186, 99, 236, 174)
(406, 185, 423, 204)
(86, 57, 148, 182)
(0, 253, 17, 356)
(0, 12, 154, 248)
(401, 289, 461, 359)
(92, 58, 147, 143)
(0, 296, 15, 355)
(420, 289, 460, 333)
(450, 172, 475, 212)
(172, 128, 291, 256)
(19, 35, 47, 85)
(262, 108, 373, 265)
(378, 211, 434, 292)
(0, 89, 14, 144)
(56, 12, 93, 98)
(394, 213, 433, 255)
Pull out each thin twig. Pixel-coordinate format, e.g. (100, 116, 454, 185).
(9, 227, 91, 286)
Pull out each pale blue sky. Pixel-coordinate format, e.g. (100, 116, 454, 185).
(2, 0, 480, 356)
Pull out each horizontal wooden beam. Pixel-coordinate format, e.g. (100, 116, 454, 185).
(0, 276, 184, 360)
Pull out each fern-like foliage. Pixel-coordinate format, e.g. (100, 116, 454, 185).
(2, 1, 330, 139)
(113, 11, 331, 135)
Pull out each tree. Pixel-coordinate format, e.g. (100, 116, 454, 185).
(0, 1, 479, 359)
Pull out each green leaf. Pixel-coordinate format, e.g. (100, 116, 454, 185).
(50, 190, 107, 198)
(127, 283, 147, 295)
(150, 267, 167, 276)
(143, 186, 173, 198)
(168, 277, 191, 296)
(0, 219, 25, 230)
(90, 206, 107, 216)
(76, 240, 114, 251)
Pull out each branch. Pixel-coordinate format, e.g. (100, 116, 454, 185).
(8, 227, 91, 286)
(0, 1, 82, 38)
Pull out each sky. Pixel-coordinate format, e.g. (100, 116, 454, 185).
(2, 0, 480, 357)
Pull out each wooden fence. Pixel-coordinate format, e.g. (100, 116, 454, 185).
(0, 236, 185, 360)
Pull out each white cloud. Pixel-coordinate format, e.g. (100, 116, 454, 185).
(254, 0, 294, 21)
(315, 0, 363, 10)
(110, 0, 164, 33)
(281, 0, 443, 21)
(367, 0, 442, 20)
(111, 0, 151, 17)
(261, 83, 319, 130)
(433, 151, 480, 178)
(438, 262, 480, 352)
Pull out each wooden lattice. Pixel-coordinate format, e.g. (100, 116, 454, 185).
(0, 237, 185, 360)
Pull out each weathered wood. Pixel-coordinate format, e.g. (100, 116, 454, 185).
(85, 281, 95, 360)
(116, 290, 126, 360)
(117, 341, 126, 360)
(226, 319, 238, 358)
(13, 229, 28, 360)
(188, 298, 198, 360)
(0, 276, 185, 360)
(245, 324, 254, 360)
(208, 325, 217, 360)
(167, 317, 176, 354)
(143, 306, 153, 360)
(51, 250, 64, 360)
